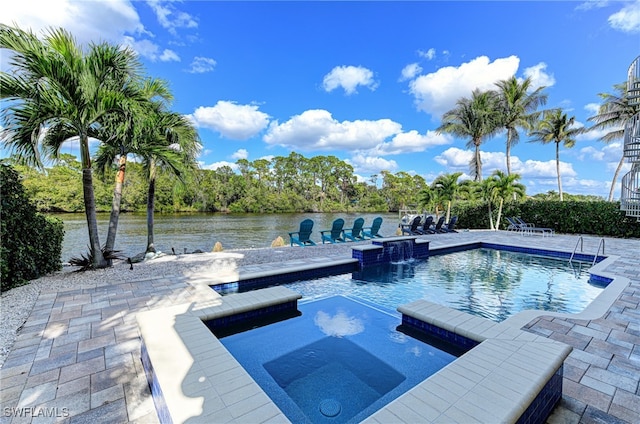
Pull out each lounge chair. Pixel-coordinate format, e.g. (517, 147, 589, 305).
(343, 217, 366, 241)
(401, 215, 423, 235)
(431, 216, 446, 234)
(419, 216, 435, 234)
(320, 218, 346, 244)
(515, 217, 554, 237)
(362, 217, 384, 239)
(441, 216, 458, 233)
(288, 219, 317, 246)
(506, 217, 523, 232)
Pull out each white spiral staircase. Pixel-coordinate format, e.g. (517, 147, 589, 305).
(621, 56, 640, 221)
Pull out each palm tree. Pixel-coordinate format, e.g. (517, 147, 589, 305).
(431, 172, 463, 222)
(138, 110, 200, 254)
(486, 170, 526, 230)
(418, 186, 444, 219)
(94, 79, 174, 253)
(529, 109, 582, 201)
(458, 179, 482, 202)
(494, 76, 547, 175)
(586, 83, 638, 201)
(0, 24, 141, 268)
(437, 89, 501, 181)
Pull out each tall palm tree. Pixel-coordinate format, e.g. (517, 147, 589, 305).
(486, 170, 526, 230)
(494, 76, 547, 175)
(529, 109, 582, 201)
(431, 172, 463, 222)
(437, 89, 501, 181)
(0, 24, 141, 268)
(138, 110, 200, 254)
(586, 83, 638, 201)
(94, 78, 174, 253)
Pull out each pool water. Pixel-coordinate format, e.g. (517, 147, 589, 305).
(284, 248, 605, 322)
(220, 296, 456, 424)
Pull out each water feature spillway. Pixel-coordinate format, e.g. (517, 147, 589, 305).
(351, 236, 429, 269)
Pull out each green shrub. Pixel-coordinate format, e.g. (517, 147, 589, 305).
(452, 199, 640, 238)
(1, 164, 64, 291)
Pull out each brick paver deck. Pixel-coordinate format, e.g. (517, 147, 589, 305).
(0, 231, 638, 423)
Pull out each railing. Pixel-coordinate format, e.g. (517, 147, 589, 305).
(622, 56, 640, 220)
(627, 56, 640, 107)
(593, 238, 605, 266)
(568, 235, 583, 264)
(620, 164, 640, 220)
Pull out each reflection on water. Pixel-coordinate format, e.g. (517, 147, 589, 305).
(54, 212, 400, 261)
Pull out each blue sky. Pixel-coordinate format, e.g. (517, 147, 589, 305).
(2, 1, 639, 198)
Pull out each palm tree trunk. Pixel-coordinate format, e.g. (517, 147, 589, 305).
(487, 201, 494, 230)
(475, 141, 483, 181)
(79, 132, 107, 268)
(446, 200, 451, 223)
(146, 161, 157, 254)
(82, 168, 107, 268)
(608, 155, 625, 202)
(556, 142, 563, 201)
(105, 154, 127, 253)
(506, 131, 512, 176)
(494, 198, 504, 230)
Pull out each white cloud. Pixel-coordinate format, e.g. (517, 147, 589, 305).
(514, 159, 577, 178)
(579, 142, 625, 165)
(374, 130, 451, 155)
(418, 48, 436, 60)
(434, 147, 577, 179)
(584, 103, 601, 116)
(408, 55, 520, 118)
(146, 0, 198, 35)
(608, 0, 640, 33)
(159, 49, 180, 62)
(201, 160, 239, 171)
(522, 62, 556, 89)
(400, 63, 423, 81)
(1, 0, 145, 46)
(264, 109, 402, 151)
(188, 56, 217, 74)
(122, 37, 180, 62)
(231, 149, 248, 160)
(322, 65, 378, 95)
(189, 101, 271, 140)
(434, 147, 506, 173)
(346, 154, 398, 175)
(576, 1, 610, 11)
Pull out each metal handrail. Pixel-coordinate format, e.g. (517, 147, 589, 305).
(593, 238, 605, 266)
(569, 236, 583, 264)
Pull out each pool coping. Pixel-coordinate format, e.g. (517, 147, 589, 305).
(136, 238, 629, 423)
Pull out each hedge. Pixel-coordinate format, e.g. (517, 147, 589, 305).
(452, 199, 640, 238)
(1, 164, 64, 291)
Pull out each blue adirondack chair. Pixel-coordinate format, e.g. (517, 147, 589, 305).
(343, 218, 366, 241)
(362, 217, 384, 238)
(401, 215, 423, 235)
(320, 218, 346, 244)
(288, 219, 316, 247)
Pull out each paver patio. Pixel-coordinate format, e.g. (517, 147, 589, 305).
(0, 231, 638, 423)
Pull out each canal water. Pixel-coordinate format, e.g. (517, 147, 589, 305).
(55, 212, 401, 261)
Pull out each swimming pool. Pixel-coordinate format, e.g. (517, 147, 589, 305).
(219, 295, 456, 424)
(258, 248, 605, 322)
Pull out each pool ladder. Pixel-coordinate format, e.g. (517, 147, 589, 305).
(569, 236, 605, 266)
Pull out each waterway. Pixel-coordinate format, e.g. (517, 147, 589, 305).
(55, 212, 401, 262)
